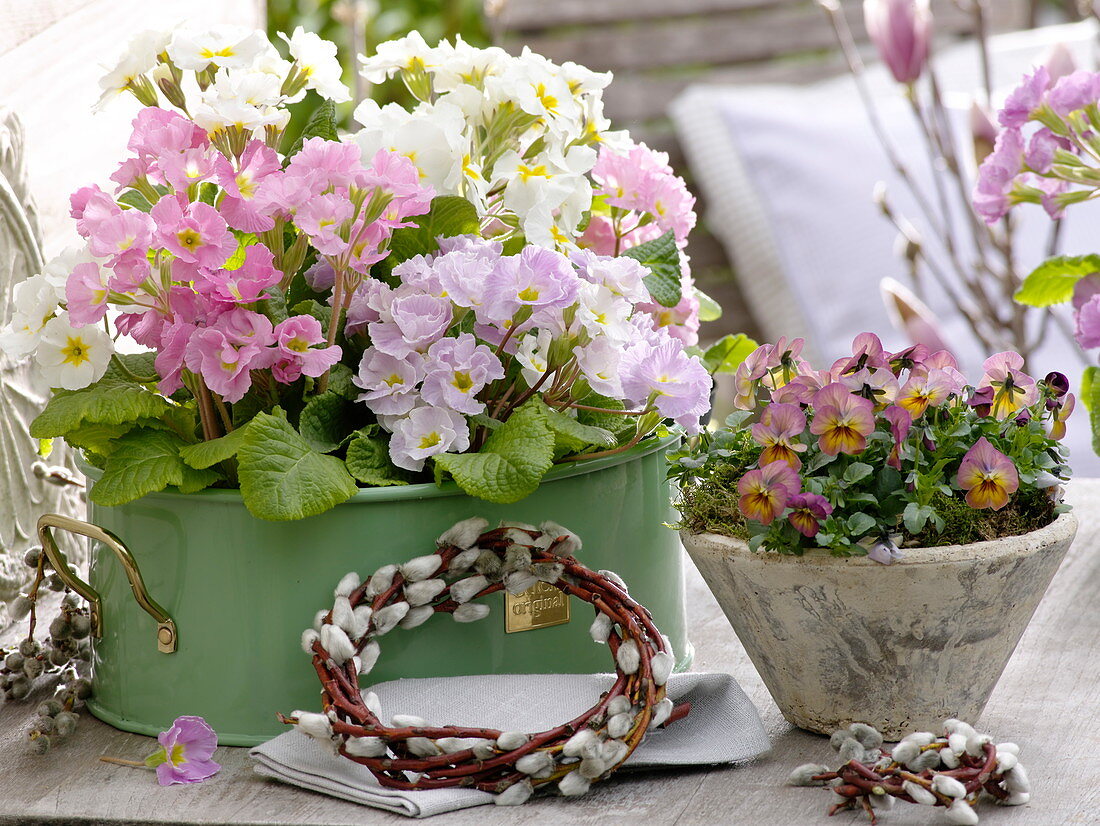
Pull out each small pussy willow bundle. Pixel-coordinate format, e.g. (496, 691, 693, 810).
(788, 719, 1030, 825)
(283, 517, 690, 804)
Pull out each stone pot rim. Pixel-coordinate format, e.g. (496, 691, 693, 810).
(680, 509, 1078, 567)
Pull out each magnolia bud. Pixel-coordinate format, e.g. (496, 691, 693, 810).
(453, 603, 490, 623)
(345, 735, 387, 757)
(931, 774, 967, 799)
(371, 602, 409, 635)
(863, 0, 932, 85)
(849, 722, 883, 750)
(334, 572, 360, 598)
(399, 605, 434, 629)
(294, 711, 333, 741)
(407, 737, 441, 757)
(401, 554, 442, 583)
(563, 728, 598, 757)
(944, 800, 979, 825)
(515, 751, 553, 777)
(404, 579, 446, 606)
(903, 779, 937, 805)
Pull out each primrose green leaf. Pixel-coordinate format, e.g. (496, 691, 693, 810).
(90, 428, 220, 506)
(1015, 254, 1100, 307)
(622, 230, 681, 307)
(345, 430, 416, 486)
(284, 98, 338, 159)
(299, 392, 352, 453)
(237, 412, 357, 520)
(535, 398, 616, 453)
(433, 400, 554, 504)
(695, 287, 723, 322)
(31, 367, 173, 439)
(179, 424, 252, 470)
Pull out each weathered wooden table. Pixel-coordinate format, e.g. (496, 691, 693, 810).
(2, 481, 1098, 825)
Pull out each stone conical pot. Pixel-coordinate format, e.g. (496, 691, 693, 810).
(682, 512, 1077, 739)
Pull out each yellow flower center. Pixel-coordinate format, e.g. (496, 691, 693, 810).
(286, 337, 310, 353)
(177, 228, 203, 251)
(517, 286, 540, 302)
(419, 431, 442, 449)
(61, 337, 90, 367)
(534, 83, 558, 114)
(200, 46, 236, 59)
(517, 164, 549, 182)
(236, 172, 257, 199)
(452, 371, 474, 392)
(384, 373, 404, 387)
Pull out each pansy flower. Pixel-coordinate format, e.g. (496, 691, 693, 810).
(883, 404, 912, 470)
(896, 367, 962, 417)
(787, 492, 832, 538)
(809, 383, 876, 456)
(976, 351, 1038, 420)
(751, 403, 807, 469)
(737, 461, 800, 525)
(956, 436, 1019, 510)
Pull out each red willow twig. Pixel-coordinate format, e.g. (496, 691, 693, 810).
(286, 523, 689, 796)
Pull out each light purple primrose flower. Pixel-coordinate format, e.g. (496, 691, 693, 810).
(419, 333, 505, 415)
(1047, 69, 1100, 116)
(570, 249, 650, 303)
(435, 234, 504, 258)
(344, 277, 393, 336)
(620, 338, 712, 434)
(146, 715, 220, 786)
(480, 246, 580, 325)
(1025, 128, 1061, 174)
(1073, 273, 1100, 311)
(433, 250, 495, 310)
(1074, 293, 1100, 349)
(354, 348, 425, 416)
(973, 127, 1024, 223)
(998, 65, 1050, 128)
(368, 292, 453, 358)
(388, 405, 471, 472)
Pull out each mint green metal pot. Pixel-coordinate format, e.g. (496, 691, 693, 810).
(69, 436, 689, 746)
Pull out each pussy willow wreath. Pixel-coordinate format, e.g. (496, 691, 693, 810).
(283, 517, 690, 803)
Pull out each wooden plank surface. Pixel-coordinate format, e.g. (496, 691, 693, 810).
(2, 480, 1098, 824)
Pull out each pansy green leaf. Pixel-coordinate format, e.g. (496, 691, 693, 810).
(703, 333, 759, 374)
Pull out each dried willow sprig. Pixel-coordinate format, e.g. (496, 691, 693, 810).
(282, 517, 689, 804)
(788, 719, 1031, 825)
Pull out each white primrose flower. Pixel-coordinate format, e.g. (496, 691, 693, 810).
(353, 100, 473, 198)
(0, 274, 61, 357)
(515, 329, 552, 389)
(34, 312, 113, 391)
(558, 770, 591, 796)
(503, 54, 583, 135)
(432, 37, 510, 93)
(358, 30, 439, 84)
(494, 779, 533, 806)
(491, 146, 595, 249)
(167, 26, 270, 72)
(94, 29, 168, 110)
(387, 405, 470, 472)
(453, 603, 490, 623)
(279, 27, 350, 102)
(345, 735, 387, 758)
(42, 246, 96, 300)
(576, 282, 635, 343)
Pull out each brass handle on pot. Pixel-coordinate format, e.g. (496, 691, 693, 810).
(36, 514, 177, 654)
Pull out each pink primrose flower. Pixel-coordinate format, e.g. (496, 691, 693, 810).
(151, 195, 235, 268)
(149, 715, 220, 786)
(265, 315, 342, 384)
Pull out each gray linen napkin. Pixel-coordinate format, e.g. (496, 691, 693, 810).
(249, 672, 769, 817)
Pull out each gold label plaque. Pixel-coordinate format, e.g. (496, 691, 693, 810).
(505, 581, 570, 633)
